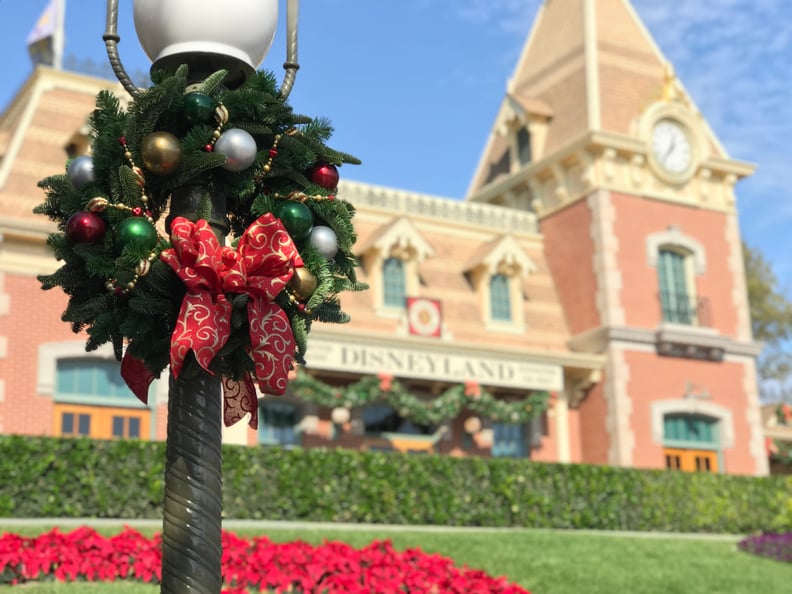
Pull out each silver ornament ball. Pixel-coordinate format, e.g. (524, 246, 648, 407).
(214, 128, 258, 172)
(309, 225, 339, 259)
(67, 155, 95, 188)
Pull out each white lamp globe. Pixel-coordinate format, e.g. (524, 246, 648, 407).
(133, 0, 278, 86)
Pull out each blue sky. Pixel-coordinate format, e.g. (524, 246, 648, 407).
(1, 0, 791, 296)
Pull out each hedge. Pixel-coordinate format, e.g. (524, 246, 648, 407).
(1, 436, 790, 534)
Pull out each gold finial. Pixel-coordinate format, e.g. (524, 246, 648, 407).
(661, 63, 678, 102)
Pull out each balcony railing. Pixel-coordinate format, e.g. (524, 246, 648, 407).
(659, 291, 711, 327)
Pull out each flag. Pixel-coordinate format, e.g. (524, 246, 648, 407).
(27, 0, 64, 69)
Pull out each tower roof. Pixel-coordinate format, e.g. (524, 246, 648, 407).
(467, 0, 729, 196)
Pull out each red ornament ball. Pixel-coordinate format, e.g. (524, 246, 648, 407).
(309, 162, 339, 190)
(65, 211, 106, 244)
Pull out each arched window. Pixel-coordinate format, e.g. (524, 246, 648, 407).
(382, 257, 406, 308)
(489, 274, 512, 321)
(259, 400, 301, 447)
(657, 248, 694, 324)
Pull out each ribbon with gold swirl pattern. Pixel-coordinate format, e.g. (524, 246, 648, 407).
(126, 213, 305, 426)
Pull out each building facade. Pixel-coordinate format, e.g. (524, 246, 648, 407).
(0, 0, 768, 474)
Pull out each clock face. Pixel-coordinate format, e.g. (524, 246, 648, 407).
(651, 119, 693, 175)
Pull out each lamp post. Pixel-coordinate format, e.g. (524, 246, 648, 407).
(103, 2, 300, 592)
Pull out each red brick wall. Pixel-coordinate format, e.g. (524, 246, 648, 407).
(540, 199, 601, 335)
(625, 350, 758, 475)
(576, 381, 609, 464)
(0, 274, 76, 435)
(610, 193, 738, 336)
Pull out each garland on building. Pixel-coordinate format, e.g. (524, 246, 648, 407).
(768, 403, 792, 467)
(34, 66, 365, 425)
(290, 372, 551, 425)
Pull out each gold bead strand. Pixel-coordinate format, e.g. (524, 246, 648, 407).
(205, 103, 229, 153)
(119, 135, 150, 207)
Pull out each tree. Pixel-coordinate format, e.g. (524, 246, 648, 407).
(743, 242, 792, 401)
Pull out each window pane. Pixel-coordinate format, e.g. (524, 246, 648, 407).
(490, 274, 512, 321)
(77, 414, 91, 436)
(61, 413, 74, 434)
(112, 416, 125, 439)
(516, 128, 532, 165)
(76, 367, 94, 395)
(260, 402, 300, 446)
(97, 367, 113, 397)
(663, 414, 717, 446)
(56, 359, 137, 400)
(129, 417, 141, 439)
(492, 423, 527, 458)
(363, 404, 433, 435)
(383, 258, 406, 307)
(658, 249, 693, 324)
(56, 363, 77, 393)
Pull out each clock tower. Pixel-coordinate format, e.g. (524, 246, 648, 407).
(467, 0, 766, 474)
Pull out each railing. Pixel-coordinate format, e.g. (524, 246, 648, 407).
(659, 291, 711, 327)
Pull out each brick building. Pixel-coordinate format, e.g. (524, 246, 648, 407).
(0, 0, 768, 474)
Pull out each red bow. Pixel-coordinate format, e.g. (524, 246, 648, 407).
(122, 214, 303, 428)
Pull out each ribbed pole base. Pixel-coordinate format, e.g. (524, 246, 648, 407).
(160, 370, 223, 594)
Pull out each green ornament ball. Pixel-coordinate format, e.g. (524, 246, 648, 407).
(115, 217, 158, 254)
(274, 201, 314, 241)
(183, 92, 216, 124)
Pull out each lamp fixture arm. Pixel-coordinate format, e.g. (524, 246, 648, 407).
(103, 0, 142, 98)
(279, 0, 300, 99)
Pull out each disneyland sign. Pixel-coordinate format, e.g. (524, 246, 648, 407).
(306, 339, 563, 391)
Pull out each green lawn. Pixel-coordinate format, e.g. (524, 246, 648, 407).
(2, 523, 791, 593)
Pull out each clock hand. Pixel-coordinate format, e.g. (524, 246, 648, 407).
(663, 137, 676, 161)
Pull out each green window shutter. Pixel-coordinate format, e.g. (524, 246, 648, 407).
(658, 249, 692, 323)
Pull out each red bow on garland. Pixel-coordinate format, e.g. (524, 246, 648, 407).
(121, 213, 303, 428)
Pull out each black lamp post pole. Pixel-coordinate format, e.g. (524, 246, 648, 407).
(159, 185, 229, 594)
(103, 2, 300, 591)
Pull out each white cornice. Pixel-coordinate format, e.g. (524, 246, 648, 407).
(340, 180, 539, 235)
(568, 324, 762, 358)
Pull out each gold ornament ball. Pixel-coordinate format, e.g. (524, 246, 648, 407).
(140, 131, 182, 176)
(288, 267, 318, 300)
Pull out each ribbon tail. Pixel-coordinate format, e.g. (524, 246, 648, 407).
(169, 293, 233, 377)
(223, 375, 259, 429)
(121, 351, 155, 404)
(248, 298, 295, 396)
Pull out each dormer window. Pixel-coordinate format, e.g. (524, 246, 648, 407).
(515, 127, 532, 166)
(357, 217, 434, 316)
(465, 235, 536, 333)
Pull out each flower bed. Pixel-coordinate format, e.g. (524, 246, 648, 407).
(0, 527, 529, 593)
(738, 531, 792, 564)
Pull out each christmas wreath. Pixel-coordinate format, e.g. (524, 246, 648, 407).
(34, 66, 365, 423)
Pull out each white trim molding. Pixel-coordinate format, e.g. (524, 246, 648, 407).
(605, 347, 634, 466)
(646, 225, 706, 275)
(650, 398, 734, 449)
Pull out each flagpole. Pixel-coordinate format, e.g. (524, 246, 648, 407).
(53, 0, 66, 70)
